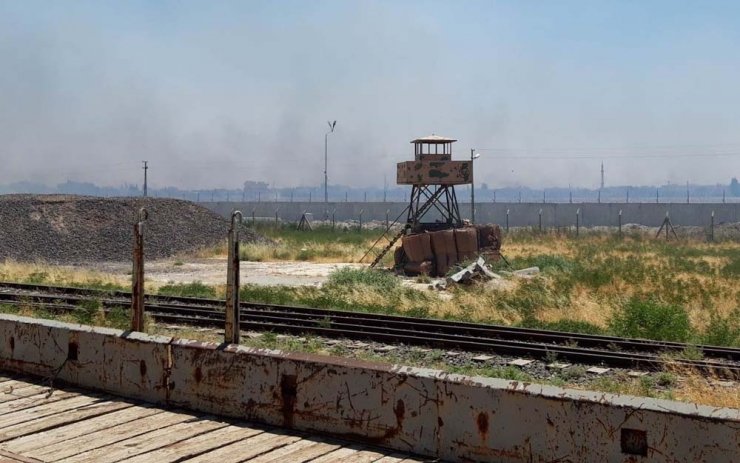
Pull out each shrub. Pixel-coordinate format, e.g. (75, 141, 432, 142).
(701, 308, 740, 347)
(608, 297, 692, 342)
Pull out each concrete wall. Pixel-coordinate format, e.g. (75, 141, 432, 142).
(204, 201, 740, 228)
(1, 314, 738, 462)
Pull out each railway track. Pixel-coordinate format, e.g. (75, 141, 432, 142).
(1, 281, 738, 379)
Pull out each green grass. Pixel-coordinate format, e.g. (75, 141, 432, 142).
(251, 223, 383, 246)
(608, 297, 692, 342)
(157, 281, 217, 298)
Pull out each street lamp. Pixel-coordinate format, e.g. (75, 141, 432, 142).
(324, 120, 337, 207)
(470, 149, 481, 223)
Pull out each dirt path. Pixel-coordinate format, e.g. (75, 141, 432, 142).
(93, 259, 365, 287)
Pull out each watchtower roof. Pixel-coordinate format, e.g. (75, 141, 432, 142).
(410, 135, 457, 144)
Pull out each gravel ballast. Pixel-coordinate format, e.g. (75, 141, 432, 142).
(0, 195, 262, 263)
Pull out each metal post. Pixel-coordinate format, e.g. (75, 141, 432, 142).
(131, 208, 148, 332)
(538, 209, 543, 232)
(275, 207, 279, 225)
(710, 211, 715, 242)
(225, 211, 242, 344)
(252, 208, 256, 225)
(506, 209, 509, 232)
(470, 149, 476, 224)
(576, 208, 580, 237)
(142, 161, 148, 197)
(385, 209, 390, 230)
(618, 210, 622, 236)
(359, 209, 364, 230)
(332, 209, 336, 231)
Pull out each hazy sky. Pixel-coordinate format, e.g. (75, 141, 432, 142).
(1, 1, 739, 189)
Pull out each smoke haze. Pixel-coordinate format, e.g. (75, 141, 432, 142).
(1, 1, 739, 190)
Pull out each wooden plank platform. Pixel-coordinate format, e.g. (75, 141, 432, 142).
(0, 373, 430, 463)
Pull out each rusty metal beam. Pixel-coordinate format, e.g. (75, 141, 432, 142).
(131, 208, 147, 332)
(224, 210, 242, 344)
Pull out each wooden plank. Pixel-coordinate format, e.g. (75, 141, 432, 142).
(0, 394, 98, 430)
(58, 416, 229, 463)
(372, 455, 419, 463)
(0, 400, 132, 443)
(4, 405, 162, 454)
(0, 385, 64, 404)
(29, 409, 195, 461)
(0, 381, 39, 392)
(308, 447, 366, 463)
(246, 438, 340, 463)
(341, 449, 391, 463)
(0, 449, 43, 463)
(120, 424, 264, 463)
(181, 432, 299, 463)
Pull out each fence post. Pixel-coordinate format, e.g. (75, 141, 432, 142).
(576, 208, 580, 237)
(251, 208, 256, 225)
(506, 209, 510, 232)
(386, 209, 390, 230)
(332, 209, 336, 231)
(538, 209, 543, 232)
(224, 211, 242, 344)
(225, 211, 242, 344)
(710, 211, 715, 242)
(359, 209, 364, 230)
(131, 208, 148, 332)
(275, 207, 280, 225)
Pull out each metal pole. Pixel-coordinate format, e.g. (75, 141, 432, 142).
(710, 211, 715, 242)
(386, 209, 390, 230)
(470, 149, 475, 224)
(618, 210, 622, 236)
(225, 211, 242, 344)
(576, 208, 580, 237)
(142, 161, 148, 197)
(332, 209, 336, 231)
(538, 209, 542, 232)
(324, 132, 328, 205)
(506, 209, 509, 232)
(131, 208, 147, 332)
(275, 207, 279, 225)
(359, 209, 364, 230)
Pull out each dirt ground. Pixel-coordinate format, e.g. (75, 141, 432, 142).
(93, 258, 366, 287)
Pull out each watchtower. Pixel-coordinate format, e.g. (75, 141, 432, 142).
(397, 135, 472, 231)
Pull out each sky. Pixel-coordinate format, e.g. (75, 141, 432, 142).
(1, 0, 739, 190)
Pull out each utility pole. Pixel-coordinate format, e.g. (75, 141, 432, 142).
(142, 161, 148, 197)
(600, 162, 604, 190)
(324, 120, 337, 208)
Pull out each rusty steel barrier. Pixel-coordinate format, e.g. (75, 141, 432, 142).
(131, 207, 147, 332)
(225, 210, 242, 344)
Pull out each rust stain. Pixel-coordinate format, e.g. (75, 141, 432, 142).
(477, 412, 489, 440)
(280, 374, 297, 428)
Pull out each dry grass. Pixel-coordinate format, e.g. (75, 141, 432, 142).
(0, 259, 128, 288)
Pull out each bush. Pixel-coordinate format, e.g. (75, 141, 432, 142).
(608, 297, 692, 342)
(701, 308, 740, 347)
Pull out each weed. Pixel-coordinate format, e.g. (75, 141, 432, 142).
(608, 297, 691, 342)
(157, 281, 217, 298)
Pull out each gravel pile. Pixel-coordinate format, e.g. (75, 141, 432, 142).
(0, 195, 263, 263)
